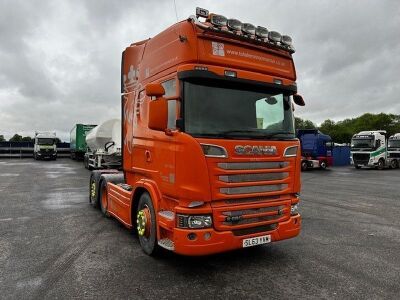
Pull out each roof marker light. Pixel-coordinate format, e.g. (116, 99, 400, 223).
(241, 23, 256, 35)
(268, 31, 281, 43)
(255, 26, 268, 38)
(196, 7, 209, 18)
(227, 19, 242, 31)
(210, 14, 227, 27)
(281, 35, 293, 46)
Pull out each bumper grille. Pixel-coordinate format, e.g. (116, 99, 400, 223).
(353, 153, 370, 165)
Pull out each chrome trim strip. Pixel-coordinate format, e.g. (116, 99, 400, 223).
(218, 161, 289, 170)
(219, 172, 289, 183)
(220, 184, 288, 195)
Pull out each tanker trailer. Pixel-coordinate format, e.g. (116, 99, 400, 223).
(84, 119, 122, 169)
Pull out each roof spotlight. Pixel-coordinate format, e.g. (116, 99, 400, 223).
(227, 19, 242, 31)
(281, 35, 293, 46)
(210, 14, 227, 27)
(255, 26, 268, 38)
(241, 23, 256, 35)
(196, 7, 209, 18)
(268, 31, 281, 43)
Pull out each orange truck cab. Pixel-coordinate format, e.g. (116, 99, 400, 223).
(89, 7, 305, 256)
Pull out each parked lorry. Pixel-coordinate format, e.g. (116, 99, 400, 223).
(34, 131, 57, 160)
(84, 119, 122, 170)
(89, 7, 305, 256)
(350, 130, 387, 169)
(297, 129, 333, 170)
(387, 133, 400, 169)
(70, 124, 97, 160)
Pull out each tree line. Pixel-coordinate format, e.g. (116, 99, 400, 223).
(296, 113, 400, 144)
(0, 134, 61, 143)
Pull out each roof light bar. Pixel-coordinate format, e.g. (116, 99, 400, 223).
(210, 14, 227, 27)
(227, 19, 242, 31)
(241, 23, 256, 35)
(255, 26, 268, 38)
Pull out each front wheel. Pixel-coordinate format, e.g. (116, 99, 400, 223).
(320, 161, 327, 170)
(136, 192, 159, 256)
(377, 159, 385, 170)
(390, 159, 399, 169)
(99, 180, 109, 217)
(301, 161, 308, 171)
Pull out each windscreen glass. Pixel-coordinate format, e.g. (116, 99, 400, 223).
(183, 81, 295, 140)
(388, 139, 400, 148)
(351, 138, 374, 149)
(37, 138, 55, 145)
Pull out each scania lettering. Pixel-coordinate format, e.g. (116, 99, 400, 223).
(351, 130, 387, 169)
(89, 8, 305, 256)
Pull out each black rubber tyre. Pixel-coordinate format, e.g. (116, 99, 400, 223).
(137, 192, 159, 256)
(301, 161, 308, 171)
(354, 165, 361, 169)
(89, 172, 100, 208)
(320, 161, 327, 170)
(99, 180, 109, 217)
(390, 159, 398, 169)
(377, 159, 385, 170)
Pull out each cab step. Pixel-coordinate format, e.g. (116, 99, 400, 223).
(158, 238, 174, 251)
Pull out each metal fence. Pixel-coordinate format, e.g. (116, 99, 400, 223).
(0, 142, 70, 158)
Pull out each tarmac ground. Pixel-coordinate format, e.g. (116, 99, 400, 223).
(0, 159, 399, 299)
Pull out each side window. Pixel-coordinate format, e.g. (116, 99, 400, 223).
(161, 79, 177, 129)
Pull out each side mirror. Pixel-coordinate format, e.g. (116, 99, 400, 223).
(293, 94, 305, 106)
(148, 97, 168, 131)
(146, 83, 165, 97)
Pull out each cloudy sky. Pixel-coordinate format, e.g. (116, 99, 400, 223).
(1, 0, 399, 141)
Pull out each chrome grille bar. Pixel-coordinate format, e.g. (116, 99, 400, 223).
(218, 161, 289, 170)
(220, 184, 288, 195)
(219, 172, 289, 183)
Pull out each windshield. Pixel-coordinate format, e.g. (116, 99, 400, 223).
(37, 138, 55, 145)
(351, 138, 374, 149)
(183, 81, 295, 139)
(388, 139, 400, 148)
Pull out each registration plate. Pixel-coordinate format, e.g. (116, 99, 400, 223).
(242, 234, 271, 248)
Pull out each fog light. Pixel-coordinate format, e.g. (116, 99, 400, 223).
(188, 233, 197, 240)
(291, 204, 299, 216)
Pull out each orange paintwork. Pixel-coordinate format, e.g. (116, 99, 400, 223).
(104, 17, 302, 255)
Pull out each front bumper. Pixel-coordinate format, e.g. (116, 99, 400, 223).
(172, 214, 301, 256)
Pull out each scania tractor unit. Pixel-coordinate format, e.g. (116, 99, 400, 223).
(350, 130, 387, 169)
(387, 133, 400, 169)
(34, 131, 57, 160)
(297, 129, 333, 170)
(89, 8, 305, 256)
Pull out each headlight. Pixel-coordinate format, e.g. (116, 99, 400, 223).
(241, 23, 256, 35)
(268, 31, 281, 43)
(210, 14, 227, 27)
(291, 204, 299, 216)
(227, 19, 242, 31)
(177, 215, 213, 229)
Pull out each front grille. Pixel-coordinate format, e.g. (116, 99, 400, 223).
(219, 172, 288, 183)
(218, 161, 288, 170)
(353, 153, 370, 165)
(225, 195, 280, 205)
(233, 223, 278, 236)
(388, 152, 400, 158)
(220, 184, 288, 195)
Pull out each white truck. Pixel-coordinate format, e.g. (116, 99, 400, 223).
(387, 133, 400, 169)
(350, 130, 387, 169)
(83, 119, 122, 170)
(34, 131, 57, 160)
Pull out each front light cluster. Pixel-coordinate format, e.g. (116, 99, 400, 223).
(177, 214, 213, 229)
(290, 204, 299, 216)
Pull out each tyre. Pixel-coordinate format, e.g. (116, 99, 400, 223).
(320, 161, 327, 170)
(377, 159, 385, 170)
(390, 159, 398, 169)
(301, 161, 308, 171)
(99, 180, 109, 217)
(89, 172, 101, 208)
(354, 165, 361, 169)
(136, 192, 159, 256)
